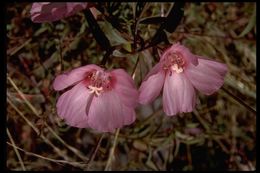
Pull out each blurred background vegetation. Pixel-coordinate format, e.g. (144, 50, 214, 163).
(6, 2, 256, 171)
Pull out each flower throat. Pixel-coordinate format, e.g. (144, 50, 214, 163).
(163, 52, 185, 74)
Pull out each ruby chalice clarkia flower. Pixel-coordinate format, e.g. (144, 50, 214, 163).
(53, 64, 138, 132)
(139, 43, 228, 116)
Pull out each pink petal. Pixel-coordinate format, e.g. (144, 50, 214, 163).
(66, 3, 88, 17)
(30, 4, 46, 23)
(139, 70, 165, 104)
(196, 56, 228, 77)
(87, 91, 124, 132)
(31, 3, 67, 23)
(163, 72, 196, 116)
(30, 3, 90, 23)
(160, 42, 198, 66)
(110, 69, 135, 88)
(185, 58, 228, 95)
(30, 2, 50, 14)
(49, 3, 67, 20)
(56, 82, 93, 128)
(143, 62, 163, 81)
(110, 69, 138, 108)
(122, 105, 136, 125)
(53, 64, 102, 91)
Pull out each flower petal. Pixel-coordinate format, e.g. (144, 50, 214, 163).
(56, 82, 93, 128)
(53, 64, 102, 91)
(185, 58, 227, 95)
(87, 91, 124, 132)
(110, 69, 135, 87)
(122, 105, 136, 125)
(196, 56, 228, 77)
(139, 70, 165, 104)
(160, 42, 199, 66)
(143, 62, 163, 81)
(30, 3, 90, 23)
(110, 69, 138, 108)
(66, 3, 88, 17)
(31, 3, 67, 23)
(163, 72, 196, 116)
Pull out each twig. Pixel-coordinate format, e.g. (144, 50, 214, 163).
(46, 126, 89, 161)
(192, 111, 210, 131)
(7, 75, 39, 117)
(7, 38, 32, 56)
(230, 107, 237, 163)
(193, 111, 230, 154)
(86, 134, 105, 170)
(177, 31, 256, 42)
(213, 138, 230, 154)
(221, 87, 256, 115)
(7, 97, 71, 162)
(58, 36, 64, 71)
(7, 128, 26, 171)
(131, 55, 140, 77)
(7, 74, 89, 162)
(6, 142, 86, 169)
(7, 97, 39, 133)
(133, 3, 149, 51)
(173, 138, 180, 159)
(100, 47, 114, 66)
(104, 128, 120, 171)
(186, 144, 192, 170)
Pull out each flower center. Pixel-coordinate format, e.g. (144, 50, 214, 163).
(163, 52, 185, 74)
(84, 70, 113, 96)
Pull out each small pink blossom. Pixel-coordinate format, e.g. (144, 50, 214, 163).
(53, 64, 138, 132)
(139, 43, 228, 116)
(30, 2, 94, 23)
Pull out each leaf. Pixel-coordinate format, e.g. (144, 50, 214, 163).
(8, 92, 45, 105)
(186, 123, 200, 128)
(139, 16, 166, 25)
(99, 20, 128, 46)
(146, 160, 159, 171)
(162, 2, 185, 33)
(238, 5, 256, 38)
(84, 9, 111, 51)
(122, 43, 132, 52)
(133, 140, 148, 151)
(143, 2, 185, 50)
(33, 26, 49, 37)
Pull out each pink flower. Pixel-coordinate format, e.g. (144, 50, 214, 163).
(30, 2, 94, 23)
(139, 43, 228, 116)
(53, 64, 138, 132)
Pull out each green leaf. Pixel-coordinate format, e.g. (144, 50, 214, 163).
(84, 9, 111, 51)
(238, 5, 256, 38)
(122, 42, 132, 52)
(99, 20, 128, 46)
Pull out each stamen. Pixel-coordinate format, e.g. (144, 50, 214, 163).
(171, 64, 183, 73)
(84, 70, 113, 96)
(88, 85, 103, 96)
